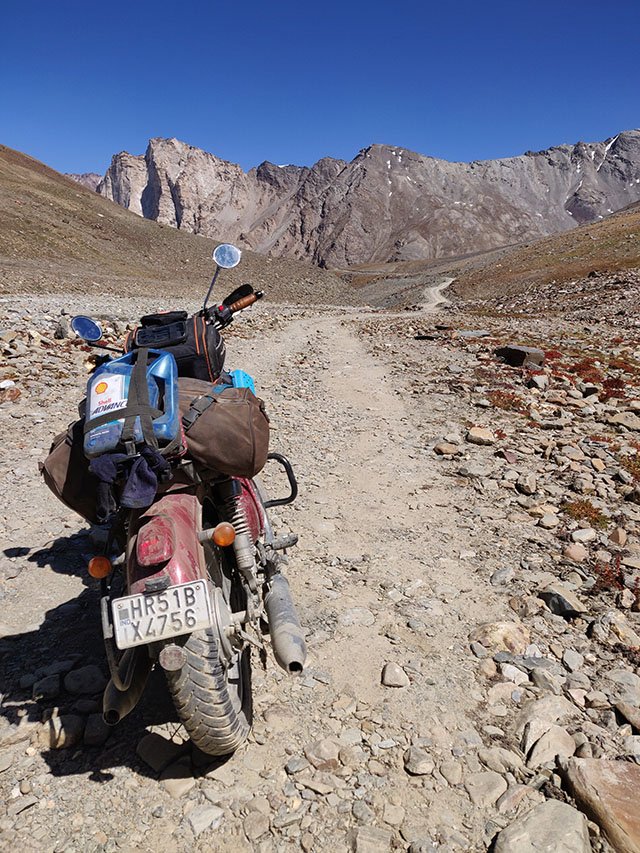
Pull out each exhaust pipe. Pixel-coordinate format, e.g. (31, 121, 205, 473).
(103, 647, 153, 726)
(264, 572, 307, 673)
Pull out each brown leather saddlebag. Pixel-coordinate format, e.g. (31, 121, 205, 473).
(178, 378, 270, 478)
(40, 420, 100, 524)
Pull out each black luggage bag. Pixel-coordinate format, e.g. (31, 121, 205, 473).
(125, 310, 225, 383)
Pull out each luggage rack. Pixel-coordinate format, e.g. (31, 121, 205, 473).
(263, 453, 298, 508)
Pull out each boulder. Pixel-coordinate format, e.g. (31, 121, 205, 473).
(493, 800, 591, 852)
(63, 665, 108, 695)
(608, 412, 640, 431)
(526, 725, 576, 767)
(538, 583, 587, 618)
(495, 345, 545, 368)
(564, 758, 640, 853)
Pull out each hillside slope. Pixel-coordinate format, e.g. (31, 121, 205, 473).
(452, 203, 640, 297)
(0, 145, 352, 304)
(439, 202, 640, 325)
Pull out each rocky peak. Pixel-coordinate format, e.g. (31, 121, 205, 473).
(98, 130, 640, 267)
(65, 172, 102, 191)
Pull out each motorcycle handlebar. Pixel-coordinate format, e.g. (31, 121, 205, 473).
(228, 291, 264, 313)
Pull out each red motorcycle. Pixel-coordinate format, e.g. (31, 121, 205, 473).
(47, 244, 305, 757)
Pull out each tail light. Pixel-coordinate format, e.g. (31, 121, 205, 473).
(136, 516, 176, 566)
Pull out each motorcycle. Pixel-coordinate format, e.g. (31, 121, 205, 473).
(62, 243, 306, 757)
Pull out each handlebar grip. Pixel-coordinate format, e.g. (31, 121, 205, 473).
(229, 291, 264, 313)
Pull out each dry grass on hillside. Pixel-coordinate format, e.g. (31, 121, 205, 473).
(0, 145, 354, 305)
(451, 205, 640, 301)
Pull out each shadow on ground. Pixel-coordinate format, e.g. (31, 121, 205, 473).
(4, 530, 95, 584)
(0, 534, 232, 783)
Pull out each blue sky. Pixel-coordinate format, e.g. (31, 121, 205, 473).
(1, 0, 639, 175)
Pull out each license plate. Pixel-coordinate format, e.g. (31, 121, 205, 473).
(112, 580, 212, 650)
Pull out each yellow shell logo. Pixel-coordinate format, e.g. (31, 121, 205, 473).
(95, 381, 108, 395)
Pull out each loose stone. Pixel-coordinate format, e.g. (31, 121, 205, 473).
(381, 662, 410, 688)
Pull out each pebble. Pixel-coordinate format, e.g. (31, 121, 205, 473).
(83, 713, 110, 747)
(571, 527, 597, 544)
(434, 442, 459, 455)
(7, 795, 38, 817)
(339, 607, 375, 627)
(187, 804, 224, 836)
(464, 771, 508, 807)
(538, 583, 587, 617)
(466, 427, 496, 445)
(469, 621, 530, 654)
(403, 747, 435, 776)
(244, 811, 270, 840)
(304, 738, 341, 769)
(609, 527, 627, 546)
(563, 542, 588, 562)
(42, 715, 85, 750)
(160, 758, 196, 799)
(562, 649, 584, 672)
(32, 674, 60, 700)
(526, 725, 576, 767)
(381, 662, 410, 688)
(439, 759, 463, 786)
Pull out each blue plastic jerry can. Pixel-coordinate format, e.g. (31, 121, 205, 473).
(84, 350, 180, 458)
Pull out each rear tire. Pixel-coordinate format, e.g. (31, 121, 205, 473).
(166, 509, 252, 757)
(167, 628, 252, 756)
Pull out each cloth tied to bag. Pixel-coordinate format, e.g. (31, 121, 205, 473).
(89, 445, 172, 521)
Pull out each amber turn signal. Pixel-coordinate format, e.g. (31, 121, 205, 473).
(212, 522, 236, 547)
(88, 556, 112, 579)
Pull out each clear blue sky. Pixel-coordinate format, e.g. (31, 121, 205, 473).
(1, 0, 639, 175)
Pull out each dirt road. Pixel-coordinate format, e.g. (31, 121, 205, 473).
(2, 295, 628, 851)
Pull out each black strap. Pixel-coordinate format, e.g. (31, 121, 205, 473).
(121, 347, 158, 451)
(182, 395, 215, 431)
(83, 403, 163, 434)
(181, 386, 227, 432)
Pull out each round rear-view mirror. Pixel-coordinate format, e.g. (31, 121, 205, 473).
(212, 243, 242, 269)
(71, 315, 103, 342)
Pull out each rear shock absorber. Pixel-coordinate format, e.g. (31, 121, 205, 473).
(217, 479, 258, 593)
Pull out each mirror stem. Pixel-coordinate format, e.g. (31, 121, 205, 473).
(202, 266, 221, 314)
(87, 342, 122, 353)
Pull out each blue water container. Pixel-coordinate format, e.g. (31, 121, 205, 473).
(84, 350, 180, 458)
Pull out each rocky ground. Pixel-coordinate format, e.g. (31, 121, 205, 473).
(1, 286, 640, 852)
(459, 267, 640, 328)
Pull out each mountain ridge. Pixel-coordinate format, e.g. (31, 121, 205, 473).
(97, 131, 640, 267)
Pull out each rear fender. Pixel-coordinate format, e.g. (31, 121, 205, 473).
(127, 493, 206, 596)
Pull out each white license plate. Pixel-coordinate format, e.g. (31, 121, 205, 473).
(112, 580, 212, 650)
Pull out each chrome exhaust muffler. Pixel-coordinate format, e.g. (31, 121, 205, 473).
(103, 647, 153, 725)
(264, 572, 307, 674)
